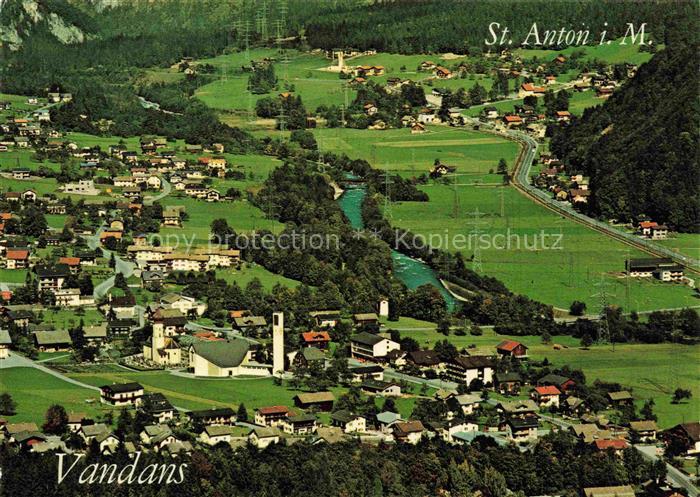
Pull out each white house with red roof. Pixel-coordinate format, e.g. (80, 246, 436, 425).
(531, 385, 561, 407)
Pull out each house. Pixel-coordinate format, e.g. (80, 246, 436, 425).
(352, 313, 379, 327)
(538, 373, 576, 392)
(519, 83, 545, 97)
(506, 415, 539, 442)
(629, 420, 658, 442)
(301, 331, 331, 349)
(584, 487, 635, 497)
(255, 406, 290, 427)
(289, 347, 326, 369)
(562, 396, 587, 416)
(445, 393, 481, 418)
(495, 372, 522, 395)
(445, 355, 494, 387)
(141, 270, 165, 290)
(53, 288, 83, 307)
(661, 422, 700, 455)
(4, 250, 29, 269)
(497, 399, 539, 418)
(187, 407, 237, 426)
(393, 420, 425, 444)
(233, 315, 268, 335)
(140, 424, 176, 450)
(407, 349, 442, 370)
(99, 383, 144, 406)
(293, 391, 335, 412)
(607, 391, 633, 406)
(570, 424, 613, 443)
(108, 318, 137, 336)
(570, 188, 590, 203)
(434, 66, 452, 79)
(483, 106, 499, 119)
(503, 115, 523, 127)
(140, 393, 176, 424)
(198, 425, 235, 446)
(82, 323, 107, 345)
(363, 103, 378, 116)
(11, 168, 30, 180)
(376, 411, 402, 433)
(67, 413, 88, 433)
(496, 340, 528, 359)
(309, 310, 341, 328)
(531, 385, 561, 407)
(0, 329, 12, 359)
(360, 379, 401, 396)
(555, 110, 571, 122)
(638, 221, 668, 240)
(430, 162, 456, 177)
(330, 410, 366, 433)
(188, 338, 271, 377)
(350, 332, 400, 362)
(248, 427, 281, 449)
(58, 257, 81, 273)
(411, 123, 426, 134)
(282, 414, 317, 435)
(593, 438, 629, 455)
(349, 365, 384, 382)
(159, 293, 207, 316)
(33, 330, 72, 352)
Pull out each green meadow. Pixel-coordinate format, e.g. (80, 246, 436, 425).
(315, 126, 518, 177)
(0, 367, 105, 424)
(514, 38, 658, 65)
(215, 263, 301, 289)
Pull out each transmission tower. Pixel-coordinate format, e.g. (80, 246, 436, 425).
(243, 19, 253, 122)
(592, 276, 614, 349)
(256, 0, 269, 42)
(467, 208, 487, 273)
(382, 171, 394, 221)
(446, 173, 461, 218)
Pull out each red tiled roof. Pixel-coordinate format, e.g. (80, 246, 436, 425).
(302, 331, 331, 343)
(594, 439, 628, 450)
(59, 257, 80, 266)
(496, 340, 526, 352)
(0, 290, 12, 301)
(535, 385, 561, 396)
(0, 213, 11, 220)
(639, 221, 658, 229)
(556, 111, 571, 116)
(504, 115, 522, 122)
(6, 250, 28, 260)
(258, 406, 289, 415)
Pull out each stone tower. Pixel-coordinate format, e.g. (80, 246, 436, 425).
(272, 312, 284, 375)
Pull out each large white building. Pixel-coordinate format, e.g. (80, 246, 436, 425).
(188, 338, 271, 377)
(350, 332, 400, 361)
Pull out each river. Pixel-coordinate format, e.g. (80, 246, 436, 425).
(338, 185, 457, 310)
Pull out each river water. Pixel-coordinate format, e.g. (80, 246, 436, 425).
(337, 185, 457, 310)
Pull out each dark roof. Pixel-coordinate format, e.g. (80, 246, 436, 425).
(349, 365, 384, 374)
(361, 379, 398, 392)
(187, 407, 236, 419)
(507, 415, 539, 429)
(190, 339, 249, 368)
(141, 393, 175, 414)
(496, 372, 522, 383)
(100, 383, 143, 394)
(350, 332, 385, 346)
(33, 330, 71, 345)
(408, 349, 441, 366)
(538, 373, 572, 387)
(35, 264, 70, 278)
(627, 258, 673, 270)
(451, 355, 494, 370)
(331, 410, 360, 424)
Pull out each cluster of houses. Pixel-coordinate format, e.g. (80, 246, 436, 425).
(533, 155, 592, 204)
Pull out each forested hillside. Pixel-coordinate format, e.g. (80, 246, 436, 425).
(298, 0, 671, 53)
(550, 14, 699, 232)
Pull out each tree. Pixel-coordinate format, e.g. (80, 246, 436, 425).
(108, 253, 116, 269)
(0, 392, 17, 415)
(496, 158, 508, 175)
(640, 399, 657, 422)
(672, 388, 692, 404)
(437, 319, 451, 336)
(383, 397, 397, 413)
(570, 300, 587, 316)
(237, 403, 248, 422)
(42, 404, 68, 435)
(580, 333, 593, 348)
(481, 466, 508, 497)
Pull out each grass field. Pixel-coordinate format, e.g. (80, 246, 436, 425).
(389, 182, 697, 312)
(515, 39, 658, 65)
(315, 126, 518, 178)
(0, 268, 27, 284)
(658, 234, 700, 261)
(40, 308, 104, 330)
(0, 367, 105, 424)
(215, 263, 301, 289)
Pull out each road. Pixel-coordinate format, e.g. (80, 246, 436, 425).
(85, 226, 136, 299)
(475, 120, 700, 273)
(636, 445, 699, 497)
(143, 177, 171, 205)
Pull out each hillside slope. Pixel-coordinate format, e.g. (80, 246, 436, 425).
(550, 19, 699, 232)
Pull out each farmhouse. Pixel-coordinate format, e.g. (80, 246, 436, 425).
(198, 425, 235, 446)
(506, 415, 539, 442)
(32, 330, 72, 352)
(301, 331, 331, 349)
(531, 385, 561, 407)
(629, 420, 658, 442)
(255, 406, 290, 427)
(282, 414, 317, 435)
(4, 250, 29, 270)
(496, 340, 528, 359)
(331, 410, 366, 433)
(662, 422, 700, 455)
(393, 421, 425, 444)
(360, 379, 401, 396)
(309, 310, 341, 328)
(99, 383, 144, 406)
(294, 391, 335, 412)
(187, 407, 237, 426)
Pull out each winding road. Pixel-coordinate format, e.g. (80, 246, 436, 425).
(475, 120, 700, 274)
